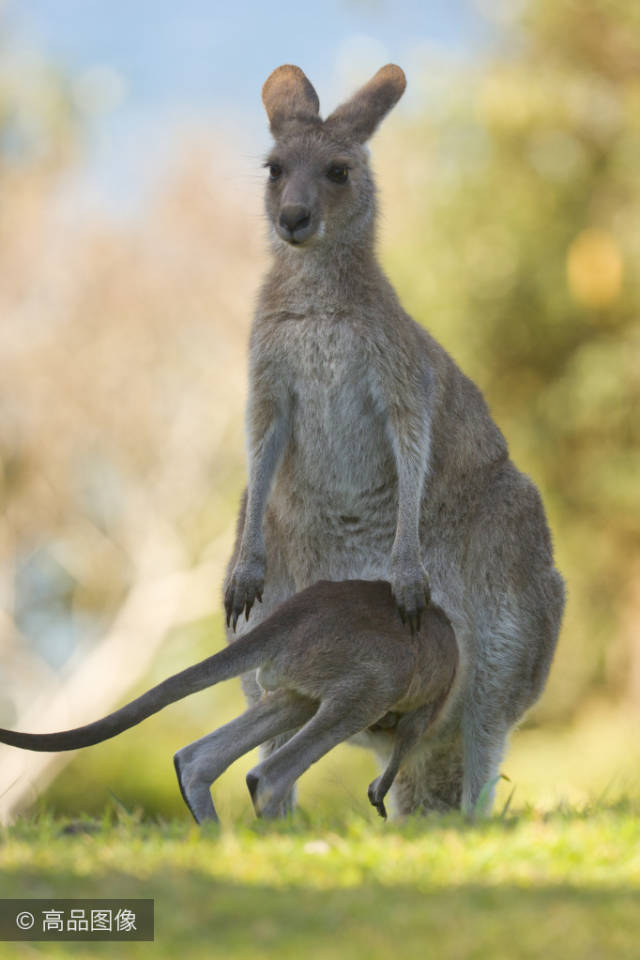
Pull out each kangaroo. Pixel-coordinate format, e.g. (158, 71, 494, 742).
(223, 63, 565, 815)
(0, 580, 457, 821)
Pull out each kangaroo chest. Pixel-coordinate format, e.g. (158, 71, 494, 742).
(276, 318, 394, 504)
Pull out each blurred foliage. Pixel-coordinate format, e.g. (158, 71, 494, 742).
(0, 21, 256, 718)
(380, 0, 640, 718)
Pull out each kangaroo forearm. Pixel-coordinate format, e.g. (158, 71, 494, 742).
(390, 421, 430, 560)
(393, 477, 423, 560)
(241, 416, 288, 557)
(386, 409, 432, 624)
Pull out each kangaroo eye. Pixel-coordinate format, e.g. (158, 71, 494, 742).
(327, 165, 349, 184)
(268, 163, 282, 181)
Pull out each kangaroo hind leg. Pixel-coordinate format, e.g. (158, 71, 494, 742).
(174, 690, 316, 824)
(368, 701, 442, 819)
(247, 686, 397, 819)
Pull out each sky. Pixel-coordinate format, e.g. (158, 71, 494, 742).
(3, 0, 495, 214)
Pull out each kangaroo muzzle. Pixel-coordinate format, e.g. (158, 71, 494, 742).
(277, 202, 316, 245)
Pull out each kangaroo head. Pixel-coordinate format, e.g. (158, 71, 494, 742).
(261, 64, 406, 249)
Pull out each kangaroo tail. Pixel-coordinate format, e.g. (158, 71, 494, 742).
(0, 622, 275, 752)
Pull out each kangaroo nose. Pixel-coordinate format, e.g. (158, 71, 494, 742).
(279, 204, 311, 235)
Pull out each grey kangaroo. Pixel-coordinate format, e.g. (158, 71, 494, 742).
(0, 580, 457, 821)
(223, 63, 565, 815)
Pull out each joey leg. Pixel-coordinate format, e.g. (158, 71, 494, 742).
(227, 542, 299, 816)
(368, 702, 440, 818)
(174, 691, 315, 824)
(246, 693, 395, 819)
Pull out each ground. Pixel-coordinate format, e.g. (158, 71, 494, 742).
(1, 801, 639, 959)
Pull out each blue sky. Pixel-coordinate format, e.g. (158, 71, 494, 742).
(5, 0, 493, 213)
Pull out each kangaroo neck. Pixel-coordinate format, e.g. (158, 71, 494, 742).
(265, 233, 385, 313)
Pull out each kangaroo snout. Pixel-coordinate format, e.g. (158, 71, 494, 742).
(277, 203, 314, 244)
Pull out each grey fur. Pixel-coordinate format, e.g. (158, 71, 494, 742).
(224, 63, 565, 815)
(0, 580, 458, 822)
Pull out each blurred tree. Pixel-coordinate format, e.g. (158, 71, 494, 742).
(0, 24, 85, 652)
(0, 16, 254, 818)
(380, 0, 640, 717)
(0, 17, 79, 299)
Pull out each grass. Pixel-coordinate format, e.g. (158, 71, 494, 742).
(1, 801, 639, 959)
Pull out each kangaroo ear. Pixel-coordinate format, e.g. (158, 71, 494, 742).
(325, 64, 406, 143)
(262, 65, 321, 136)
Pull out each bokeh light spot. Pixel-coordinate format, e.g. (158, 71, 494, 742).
(566, 228, 623, 309)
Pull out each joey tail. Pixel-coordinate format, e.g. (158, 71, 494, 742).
(0, 621, 277, 752)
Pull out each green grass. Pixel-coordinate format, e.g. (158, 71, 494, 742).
(1, 802, 639, 959)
